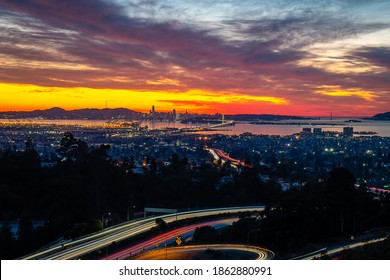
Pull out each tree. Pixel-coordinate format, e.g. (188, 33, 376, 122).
(85, 219, 103, 233)
(57, 132, 88, 161)
(155, 218, 167, 230)
(23, 137, 40, 168)
(18, 212, 34, 252)
(192, 226, 219, 243)
(171, 153, 180, 173)
(326, 167, 356, 192)
(24, 138, 34, 152)
(326, 167, 357, 235)
(0, 224, 16, 259)
(58, 132, 77, 157)
(88, 144, 110, 163)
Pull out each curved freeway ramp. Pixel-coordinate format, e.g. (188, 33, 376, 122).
(20, 206, 265, 260)
(103, 218, 238, 260)
(131, 244, 274, 260)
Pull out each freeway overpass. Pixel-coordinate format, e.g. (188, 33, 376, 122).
(20, 206, 265, 260)
(103, 218, 238, 260)
(292, 230, 390, 260)
(131, 244, 275, 260)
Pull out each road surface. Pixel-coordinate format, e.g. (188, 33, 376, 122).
(103, 218, 237, 260)
(20, 206, 265, 260)
(131, 244, 274, 260)
(292, 230, 390, 259)
(207, 148, 252, 168)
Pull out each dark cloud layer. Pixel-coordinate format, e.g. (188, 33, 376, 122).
(0, 0, 389, 114)
(354, 47, 390, 69)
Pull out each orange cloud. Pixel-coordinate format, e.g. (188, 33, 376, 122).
(0, 83, 288, 113)
(315, 85, 377, 101)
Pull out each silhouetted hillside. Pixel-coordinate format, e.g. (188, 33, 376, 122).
(371, 112, 390, 120)
(0, 107, 143, 120)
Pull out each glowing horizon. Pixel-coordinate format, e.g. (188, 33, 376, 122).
(0, 1, 389, 116)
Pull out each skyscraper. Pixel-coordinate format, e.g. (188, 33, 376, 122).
(313, 128, 322, 136)
(343, 127, 353, 137)
(302, 128, 312, 134)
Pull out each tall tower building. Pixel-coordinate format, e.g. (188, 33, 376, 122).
(302, 128, 312, 134)
(343, 127, 353, 137)
(313, 128, 322, 136)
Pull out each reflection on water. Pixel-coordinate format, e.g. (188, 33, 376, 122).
(142, 118, 390, 137)
(1, 117, 389, 137)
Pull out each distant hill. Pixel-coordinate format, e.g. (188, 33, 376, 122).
(0, 107, 143, 120)
(0, 108, 315, 121)
(371, 112, 390, 120)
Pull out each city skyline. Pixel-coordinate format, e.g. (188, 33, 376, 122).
(1, 1, 390, 116)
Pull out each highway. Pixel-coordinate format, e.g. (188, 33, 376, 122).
(207, 148, 253, 168)
(103, 218, 237, 260)
(303, 237, 388, 260)
(131, 244, 274, 260)
(292, 232, 390, 260)
(20, 206, 264, 260)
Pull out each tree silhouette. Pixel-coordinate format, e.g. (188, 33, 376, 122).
(0, 224, 15, 259)
(325, 167, 356, 235)
(22, 137, 40, 171)
(155, 218, 167, 230)
(57, 132, 88, 161)
(192, 226, 219, 243)
(18, 212, 34, 252)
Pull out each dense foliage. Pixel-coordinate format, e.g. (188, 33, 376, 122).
(188, 168, 390, 257)
(0, 133, 280, 259)
(0, 133, 389, 259)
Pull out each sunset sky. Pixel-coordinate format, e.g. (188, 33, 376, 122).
(0, 0, 389, 116)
